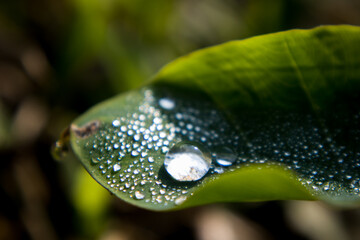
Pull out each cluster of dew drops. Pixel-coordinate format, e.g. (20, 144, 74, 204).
(83, 87, 244, 206)
(240, 111, 360, 198)
(83, 86, 360, 206)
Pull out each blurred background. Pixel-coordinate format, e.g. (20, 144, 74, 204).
(1, 0, 360, 239)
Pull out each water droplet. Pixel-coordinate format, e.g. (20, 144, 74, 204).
(148, 157, 155, 163)
(214, 167, 224, 174)
(214, 146, 237, 166)
(164, 142, 211, 181)
(112, 119, 120, 127)
(284, 152, 291, 157)
(159, 98, 175, 110)
(175, 113, 182, 120)
(113, 164, 121, 172)
(323, 182, 330, 191)
(134, 191, 145, 200)
(154, 117, 162, 124)
(131, 150, 139, 157)
(91, 157, 101, 164)
(162, 146, 169, 153)
(134, 134, 141, 141)
(175, 196, 187, 205)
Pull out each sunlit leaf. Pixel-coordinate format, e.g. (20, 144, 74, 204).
(60, 25, 360, 211)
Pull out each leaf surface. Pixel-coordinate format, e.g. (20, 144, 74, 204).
(65, 25, 360, 210)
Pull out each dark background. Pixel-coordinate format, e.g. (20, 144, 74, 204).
(1, 0, 360, 239)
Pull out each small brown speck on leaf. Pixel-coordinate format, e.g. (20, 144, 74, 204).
(70, 120, 101, 138)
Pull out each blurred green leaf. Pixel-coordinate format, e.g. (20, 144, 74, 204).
(64, 25, 360, 211)
(72, 167, 110, 236)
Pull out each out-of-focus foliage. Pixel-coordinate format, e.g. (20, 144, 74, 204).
(1, 0, 360, 239)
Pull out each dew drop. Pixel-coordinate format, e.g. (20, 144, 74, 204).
(159, 98, 175, 110)
(113, 164, 121, 172)
(175, 196, 187, 205)
(134, 191, 145, 200)
(162, 146, 169, 153)
(134, 134, 141, 141)
(91, 157, 101, 164)
(131, 150, 139, 157)
(175, 113, 182, 120)
(112, 119, 120, 127)
(214, 146, 237, 166)
(164, 142, 211, 181)
(154, 117, 162, 124)
(214, 167, 224, 174)
(159, 132, 167, 139)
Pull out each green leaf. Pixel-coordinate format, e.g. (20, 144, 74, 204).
(60, 25, 360, 211)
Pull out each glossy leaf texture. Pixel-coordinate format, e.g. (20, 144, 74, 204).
(65, 25, 360, 211)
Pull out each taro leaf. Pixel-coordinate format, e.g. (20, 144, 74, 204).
(64, 25, 360, 211)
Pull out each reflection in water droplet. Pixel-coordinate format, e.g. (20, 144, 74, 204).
(214, 146, 237, 166)
(164, 142, 211, 181)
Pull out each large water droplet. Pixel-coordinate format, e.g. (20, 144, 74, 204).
(164, 142, 211, 181)
(159, 98, 175, 110)
(214, 146, 237, 166)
